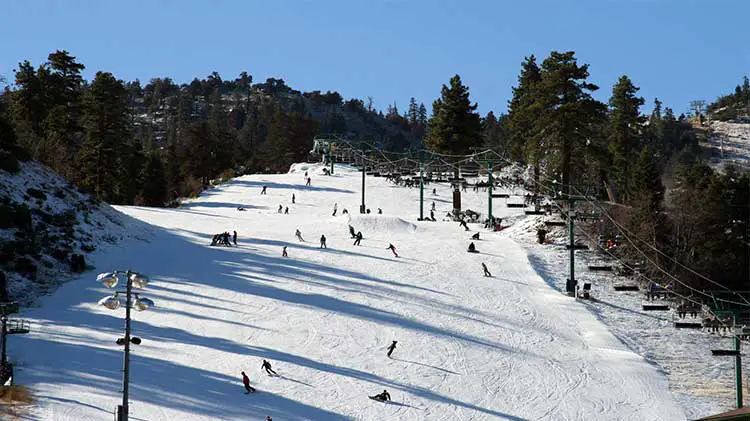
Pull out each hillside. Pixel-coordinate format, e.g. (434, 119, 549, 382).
(702, 121, 750, 172)
(0, 161, 141, 305)
(9, 163, 701, 421)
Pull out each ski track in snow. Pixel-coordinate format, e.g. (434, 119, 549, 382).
(12, 163, 691, 420)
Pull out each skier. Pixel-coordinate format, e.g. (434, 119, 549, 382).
(306, 177, 311, 186)
(430, 210, 435, 221)
(482, 262, 492, 277)
(295, 229, 304, 242)
(431, 201, 436, 211)
(378, 208, 383, 214)
(261, 186, 267, 195)
(261, 359, 278, 376)
(386, 340, 397, 358)
(332, 203, 338, 216)
(460, 220, 470, 231)
(292, 193, 295, 204)
(278, 205, 283, 213)
(467, 242, 478, 253)
(267, 417, 273, 421)
(284, 207, 289, 214)
(241, 371, 255, 393)
(386, 243, 398, 257)
(320, 235, 327, 249)
(369, 390, 391, 402)
(233, 230, 238, 245)
(282, 246, 288, 257)
(432, 188, 436, 195)
(304, 171, 308, 178)
(471, 232, 480, 240)
(349, 225, 356, 238)
(353, 231, 363, 246)
(342, 208, 348, 214)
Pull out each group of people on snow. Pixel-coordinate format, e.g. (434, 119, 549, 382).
(211, 231, 237, 246)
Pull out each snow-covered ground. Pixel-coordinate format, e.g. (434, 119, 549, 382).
(8, 163, 732, 420)
(704, 121, 750, 172)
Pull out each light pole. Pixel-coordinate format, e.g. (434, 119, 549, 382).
(97, 270, 154, 421)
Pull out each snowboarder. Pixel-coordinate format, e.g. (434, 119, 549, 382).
(432, 188, 436, 195)
(320, 235, 327, 249)
(471, 232, 480, 240)
(386, 340, 397, 358)
(282, 246, 288, 257)
(295, 229, 304, 242)
(482, 262, 491, 277)
(342, 208, 348, 214)
(306, 177, 311, 186)
(353, 231, 363, 246)
(261, 359, 278, 376)
(292, 193, 295, 204)
(233, 230, 238, 245)
(386, 243, 398, 257)
(284, 207, 289, 214)
(467, 242, 478, 253)
(460, 220, 470, 231)
(261, 186, 267, 195)
(278, 205, 283, 213)
(349, 225, 356, 238)
(266, 417, 273, 421)
(237, 206, 246, 211)
(377, 208, 382, 214)
(241, 371, 255, 393)
(332, 203, 338, 216)
(369, 390, 391, 402)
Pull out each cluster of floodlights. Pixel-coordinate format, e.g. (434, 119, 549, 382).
(96, 271, 154, 346)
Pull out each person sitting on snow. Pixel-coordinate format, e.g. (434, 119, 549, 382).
(369, 389, 391, 402)
(471, 232, 480, 240)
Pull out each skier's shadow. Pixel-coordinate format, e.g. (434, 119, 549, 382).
(387, 400, 420, 409)
(392, 358, 458, 375)
(278, 374, 314, 388)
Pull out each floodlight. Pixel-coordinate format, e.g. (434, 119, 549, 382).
(129, 273, 149, 288)
(130, 337, 142, 345)
(97, 272, 119, 288)
(133, 297, 154, 311)
(99, 295, 120, 310)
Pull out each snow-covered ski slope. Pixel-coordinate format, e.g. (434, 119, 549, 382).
(14, 163, 688, 420)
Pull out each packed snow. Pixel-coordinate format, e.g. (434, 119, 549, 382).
(9, 162, 733, 420)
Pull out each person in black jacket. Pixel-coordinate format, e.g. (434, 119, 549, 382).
(261, 359, 278, 376)
(386, 340, 397, 358)
(369, 390, 391, 402)
(353, 231, 363, 246)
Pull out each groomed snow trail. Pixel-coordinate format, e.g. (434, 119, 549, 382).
(14, 164, 686, 420)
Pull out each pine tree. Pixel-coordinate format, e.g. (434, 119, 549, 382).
(507, 55, 542, 162)
(532, 51, 606, 194)
(78, 72, 130, 202)
(606, 75, 645, 202)
(425, 75, 482, 156)
(139, 152, 167, 206)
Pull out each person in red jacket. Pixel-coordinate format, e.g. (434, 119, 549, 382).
(241, 371, 255, 393)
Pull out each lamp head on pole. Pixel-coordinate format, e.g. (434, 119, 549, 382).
(96, 272, 119, 288)
(133, 296, 154, 311)
(98, 294, 120, 310)
(129, 273, 149, 288)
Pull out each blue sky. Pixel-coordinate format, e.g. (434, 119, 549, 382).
(1, 0, 747, 115)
